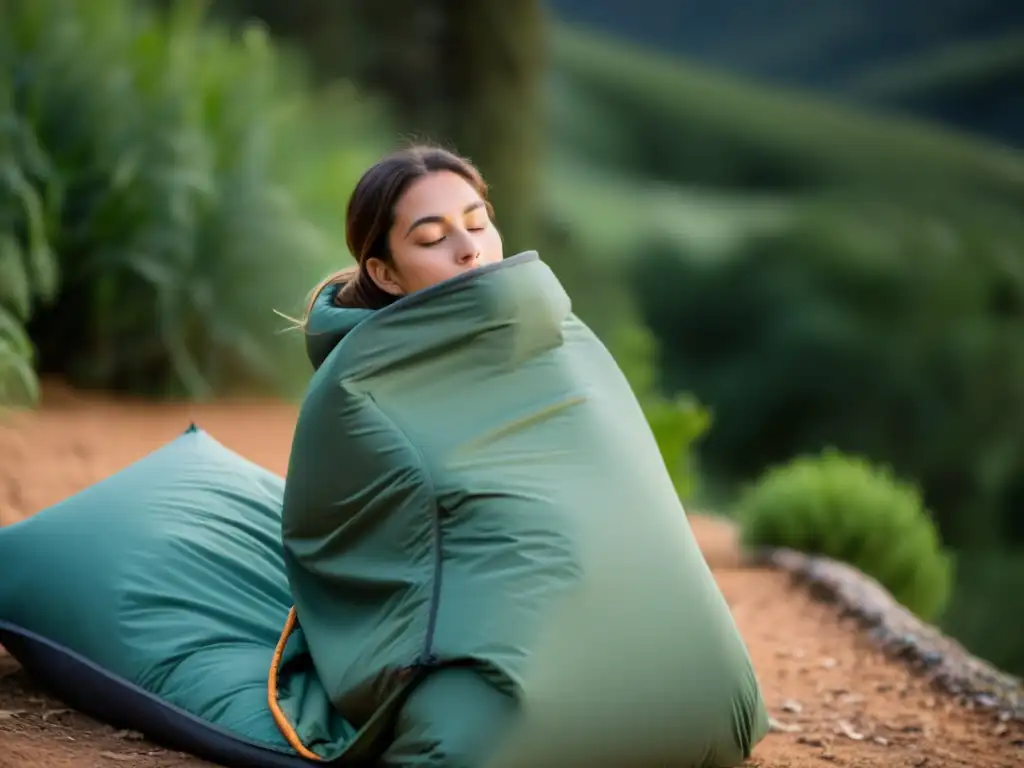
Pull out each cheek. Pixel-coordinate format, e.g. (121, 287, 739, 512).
(401, 255, 465, 291)
(479, 227, 504, 264)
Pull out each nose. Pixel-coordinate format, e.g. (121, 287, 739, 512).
(455, 231, 479, 265)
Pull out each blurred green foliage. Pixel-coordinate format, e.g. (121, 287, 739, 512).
(0, 0, 385, 405)
(330, 0, 549, 255)
(940, 548, 1024, 676)
(628, 195, 1024, 550)
(736, 449, 953, 621)
(201, 0, 548, 255)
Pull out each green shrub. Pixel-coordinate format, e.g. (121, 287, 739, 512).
(0, 0, 386, 406)
(735, 449, 953, 621)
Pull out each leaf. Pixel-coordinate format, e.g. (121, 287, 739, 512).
(3, 162, 58, 302)
(0, 234, 31, 320)
(0, 303, 33, 358)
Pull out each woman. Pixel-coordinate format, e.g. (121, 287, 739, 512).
(276, 145, 768, 768)
(301, 144, 504, 314)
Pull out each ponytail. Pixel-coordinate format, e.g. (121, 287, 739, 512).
(280, 264, 399, 331)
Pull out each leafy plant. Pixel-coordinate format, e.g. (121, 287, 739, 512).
(735, 449, 953, 621)
(0, 0, 386, 405)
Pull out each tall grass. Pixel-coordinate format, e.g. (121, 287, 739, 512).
(0, 0, 387, 406)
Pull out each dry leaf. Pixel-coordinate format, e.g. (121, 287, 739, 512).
(837, 719, 866, 741)
(41, 708, 74, 720)
(769, 717, 803, 733)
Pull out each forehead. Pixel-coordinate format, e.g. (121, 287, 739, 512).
(393, 171, 482, 221)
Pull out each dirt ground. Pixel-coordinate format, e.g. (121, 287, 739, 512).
(1, 383, 1022, 767)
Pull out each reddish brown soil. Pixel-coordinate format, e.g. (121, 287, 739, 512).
(1, 383, 1022, 767)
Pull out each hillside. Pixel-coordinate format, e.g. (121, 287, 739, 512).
(546, 0, 1024, 147)
(549, 24, 1024, 199)
(0, 383, 1021, 767)
(848, 33, 1024, 147)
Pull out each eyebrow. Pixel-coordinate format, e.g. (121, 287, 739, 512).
(405, 201, 486, 238)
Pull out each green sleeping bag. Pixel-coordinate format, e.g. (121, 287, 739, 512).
(277, 251, 769, 767)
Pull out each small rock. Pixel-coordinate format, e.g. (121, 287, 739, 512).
(873, 736, 889, 746)
(769, 717, 802, 734)
(114, 729, 147, 741)
(974, 693, 999, 709)
(796, 736, 824, 748)
(782, 699, 803, 714)
(837, 720, 865, 741)
(919, 651, 943, 668)
(820, 657, 838, 669)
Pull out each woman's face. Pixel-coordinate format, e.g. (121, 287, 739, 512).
(366, 170, 504, 297)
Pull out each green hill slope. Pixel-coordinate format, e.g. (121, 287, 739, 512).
(549, 25, 1024, 204)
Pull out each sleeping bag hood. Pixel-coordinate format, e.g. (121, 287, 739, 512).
(276, 251, 769, 766)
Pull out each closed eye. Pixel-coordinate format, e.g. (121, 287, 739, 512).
(422, 226, 486, 247)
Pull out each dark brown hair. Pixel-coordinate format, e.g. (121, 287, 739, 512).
(302, 144, 492, 320)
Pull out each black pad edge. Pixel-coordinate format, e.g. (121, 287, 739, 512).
(0, 622, 320, 768)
